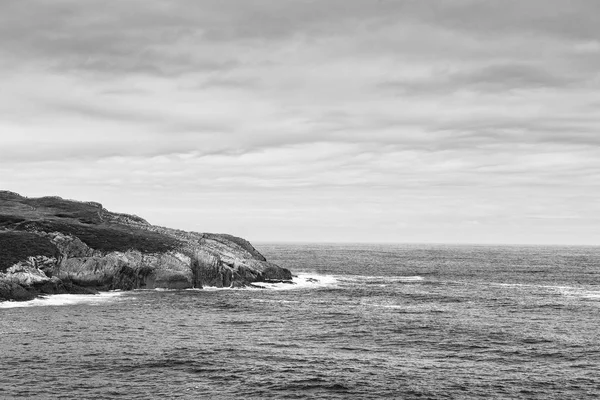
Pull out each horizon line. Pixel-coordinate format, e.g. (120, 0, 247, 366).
(251, 240, 599, 247)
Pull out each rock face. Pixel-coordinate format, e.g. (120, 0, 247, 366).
(0, 191, 292, 301)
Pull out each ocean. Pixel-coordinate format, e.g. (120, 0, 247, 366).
(1, 243, 599, 399)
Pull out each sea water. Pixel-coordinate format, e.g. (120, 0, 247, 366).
(1, 243, 599, 399)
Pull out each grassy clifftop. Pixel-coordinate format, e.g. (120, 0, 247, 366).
(0, 191, 181, 271)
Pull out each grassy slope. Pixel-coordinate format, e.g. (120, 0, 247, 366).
(0, 191, 181, 271)
(0, 231, 60, 273)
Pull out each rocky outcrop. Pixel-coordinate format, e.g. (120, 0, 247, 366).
(0, 191, 292, 301)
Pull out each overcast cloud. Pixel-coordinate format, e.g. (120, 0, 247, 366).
(1, 0, 599, 244)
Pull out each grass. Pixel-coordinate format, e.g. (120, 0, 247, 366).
(26, 218, 181, 254)
(0, 192, 182, 268)
(0, 231, 60, 272)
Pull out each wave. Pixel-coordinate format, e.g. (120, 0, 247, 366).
(487, 282, 580, 290)
(131, 274, 339, 292)
(249, 273, 340, 290)
(0, 291, 125, 309)
(337, 275, 424, 284)
(249, 273, 424, 290)
(138, 273, 341, 292)
(558, 287, 600, 301)
(463, 281, 600, 302)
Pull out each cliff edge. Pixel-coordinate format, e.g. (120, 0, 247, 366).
(0, 191, 292, 301)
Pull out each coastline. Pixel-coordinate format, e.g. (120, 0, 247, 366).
(0, 191, 292, 302)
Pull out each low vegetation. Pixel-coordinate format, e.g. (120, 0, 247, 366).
(0, 231, 59, 272)
(27, 219, 181, 254)
(0, 192, 182, 270)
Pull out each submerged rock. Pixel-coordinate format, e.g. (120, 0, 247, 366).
(0, 191, 292, 301)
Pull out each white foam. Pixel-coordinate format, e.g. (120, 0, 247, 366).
(582, 294, 600, 299)
(295, 273, 339, 287)
(185, 273, 340, 291)
(558, 288, 600, 301)
(196, 286, 234, 291)
(0, 291, 125, 309)
(490, 282, 575, 290)
(365, 303, 405, 309)
(339, 275, 424, 283)
(248, 273, 424, 290)
(390, 276, 424, 282)
(483, 282, 600, 301)
(249, 273, 339, 291)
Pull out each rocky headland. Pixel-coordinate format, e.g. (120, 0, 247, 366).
(0, 190, 292, 302)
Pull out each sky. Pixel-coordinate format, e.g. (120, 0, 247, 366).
(1, 0, 599, 245)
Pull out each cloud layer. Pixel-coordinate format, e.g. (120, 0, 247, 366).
(1, 0, 599, 244)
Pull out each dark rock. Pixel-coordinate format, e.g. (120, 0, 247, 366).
(33, 278, 69, 295)
(262, 279, 295, 284)
(261, 263, 293, 281)
(0, 281, 36, 301)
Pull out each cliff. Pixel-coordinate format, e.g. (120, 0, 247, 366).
(0, 191, 292, 301)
